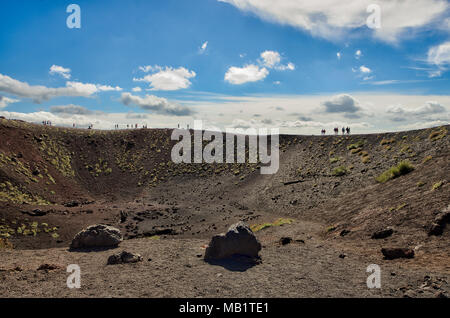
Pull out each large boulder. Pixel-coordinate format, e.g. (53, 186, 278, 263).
(204, 221, 261, 260)
(70, 224, 122, 249)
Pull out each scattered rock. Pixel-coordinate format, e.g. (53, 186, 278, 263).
(339, 253, 346, 259)
(381, 247, 414, 260)
(37, 264, 61, 271)
(428, 223, 444, 236)
(339, 229, 350, 237)
(70, 224, 122, 249)
(64, 201, 79, 208)
(403, 290, 416, 298)
(428, 207, 450, 236)
(119, 210, 128, 223)
(280, 237, 292, 245)
(371, 228, 394, 239)
(23, 209, 47, 217)
(435, 292, 448, 298)
(107, 251, 143, 265)
(204, 221, 261, 261)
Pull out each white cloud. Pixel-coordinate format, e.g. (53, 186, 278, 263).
(120, 92, 193, 116)
(260, 51, 281, 68)
(337, 52, 341, 59)
(225, 50, 293, 85)
(355, 50, 362, 59)
(0, 73, 122, 103)
(49, 65, 71, 79)
(95, 84, 122, 92)
(397, 120, 449, 130)
(359, 65, 371, 73)
(134, 66, 196, 91)
(199, 41, 208, 54)
(259, 50, 295, 70)
(322, 94, 369, 118)
(49, 104, 94, 115)
(386, 101, 447, 120)
(224, 64, 269, 85)
(428, 41, 450, 65)
(425, 41, 450, 77)
(132, 87, 142, 92)
(0, 96, 20, 108)
(218, 0, 448, 43)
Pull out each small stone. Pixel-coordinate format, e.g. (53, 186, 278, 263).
(37, 264, 61, 271)
(371, 228, 394, 239)
(280, 237, 293, 245)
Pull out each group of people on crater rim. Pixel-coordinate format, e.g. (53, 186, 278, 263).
(115, 123, 148, 129)
(321, 127, 351, 135)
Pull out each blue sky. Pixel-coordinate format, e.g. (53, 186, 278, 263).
(0, 0, 449, 133)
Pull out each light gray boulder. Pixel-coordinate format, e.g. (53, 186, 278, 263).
(70, 224, 122, 249)
(204, 221, 261, 260)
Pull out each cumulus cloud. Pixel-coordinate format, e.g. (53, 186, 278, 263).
(322, 94, 368, 118)
(120, 92, 194, 116)
(49, 104, 94, 115)
(224, 64, 269, 85)
(386, 101, 447, 121)
(132, 87, 142, 92)
(225, 50, 293, 85)
(0, 73, 122, 103)
(134, 66, 196, 91)
(337, 52, 341, 60)
(0, 96, 20, 108)
(49, 65, 71, 79)
(218, 0, 448, 43)
(260, 50, 295, 70)
(355, 50, 362, 59)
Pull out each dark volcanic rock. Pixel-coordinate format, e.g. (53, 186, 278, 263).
(107, 251, 143, 265)
(64, 201, 79, 208)
(381, 247, 415, 260)
(371, 228, 394, 239)
(70, 224, 122, 249)
(37, 263, 62, 271)
(280, 237, 293, 245)
(428, 206, 450, 236)
(428, 223, 444, 236)
(204, 221, 261, 261)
